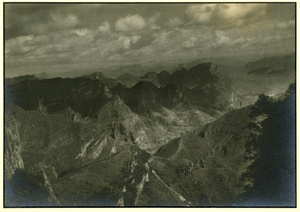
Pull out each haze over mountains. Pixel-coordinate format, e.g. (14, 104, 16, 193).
(4, 52, 296, 206)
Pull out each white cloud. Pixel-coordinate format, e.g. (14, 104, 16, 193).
(186, 4, 267, 26)
(98, 21, 110, 33)
(51, 13, 79, 28)
(262, 35, 281, 44)
(87, 35, 142, 60)
(211, 31, 252, 49)
(131, 35, 141, 44)
(212, 30, 231, 48)
(218, 4, 265, 20)
(115, 14, 146, 32)
(231, 37, 246, 46)
(73, 28, 91, 37)
(182, 37, 197, 49)
(167, 18, 183, 28)
(6, 35, 35, 55)
(118, 37, 131, 49)
(186, 4, 217, 24)
(148, 13, 161, 30)
(274, 20, 295, 30)
(23, 35, 49, 46)
(116, 35, 141, 50)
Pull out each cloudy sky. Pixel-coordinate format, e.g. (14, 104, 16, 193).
(5, 3, 295, 77)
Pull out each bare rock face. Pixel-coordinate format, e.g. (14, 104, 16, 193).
(5, 115, 25, 179)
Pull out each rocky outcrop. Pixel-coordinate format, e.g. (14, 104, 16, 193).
(5, 116, 25, 179)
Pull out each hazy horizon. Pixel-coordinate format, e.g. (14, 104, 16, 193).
(5, 3, 296, 77)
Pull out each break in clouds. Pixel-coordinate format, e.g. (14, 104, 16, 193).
(5, 4, 295, 77)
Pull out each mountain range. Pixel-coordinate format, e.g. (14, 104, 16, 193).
(4, 54, 296, 206)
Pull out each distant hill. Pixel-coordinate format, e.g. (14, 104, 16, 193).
(5, 75, 37, 86)
(104, 64, 145, 78)
(244, 54, 295, 77)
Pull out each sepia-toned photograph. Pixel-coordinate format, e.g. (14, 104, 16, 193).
(4, 2, 296, 207)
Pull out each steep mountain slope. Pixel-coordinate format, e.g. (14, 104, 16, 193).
(162, 62, 236, 112)
(4, 89, 219, 206)
(5, 72, 219, 153)
(149, 106, 256, 205)
(6, 93, 294, 206)
(5, 100, 195, 206)
(4, 101, 149, 206)
(241, 85, 296, 206)
(124, 81, 160, 116)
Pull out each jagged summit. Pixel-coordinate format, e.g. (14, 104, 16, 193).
(158, 62, 220, 89)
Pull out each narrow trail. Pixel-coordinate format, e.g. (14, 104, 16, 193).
(151, 169, 191, 206)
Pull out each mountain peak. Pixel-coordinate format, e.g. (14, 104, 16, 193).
(131, 80, 159, 92)
(158, 70, 170, 77)
(96, 95, 132, 120)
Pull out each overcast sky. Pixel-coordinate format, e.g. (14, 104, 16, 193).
(5, 3, 295, 77)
